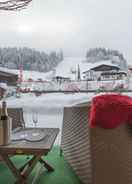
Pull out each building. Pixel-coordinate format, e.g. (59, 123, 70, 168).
(0, 70, 18, 86)
(52, 76, 71, 84)
(83, 61, 120, 81)
(90, 63, 120, 72)
(100, 71, 127, 80)
(83, 70, 94, 81)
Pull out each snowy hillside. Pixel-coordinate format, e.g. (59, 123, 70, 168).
(55, 57, 120, 80)
(0, 57, 86, 81)
(0, 57, 121, 81)
(55, 57, 91, 80)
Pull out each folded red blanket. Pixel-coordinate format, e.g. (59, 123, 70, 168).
(89, 94, 132, 128)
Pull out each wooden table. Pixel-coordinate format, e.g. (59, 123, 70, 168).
(0, 128, 59, 184)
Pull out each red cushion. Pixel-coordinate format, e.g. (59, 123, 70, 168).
(89, 94, 132, 128)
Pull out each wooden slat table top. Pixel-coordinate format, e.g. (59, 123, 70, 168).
(0, 128, 59, 155)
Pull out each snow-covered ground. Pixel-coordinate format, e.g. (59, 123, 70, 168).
(0, 57, 130, 91)
(6, 93, 94, 145)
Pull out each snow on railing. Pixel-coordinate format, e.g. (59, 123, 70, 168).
(14, 79, 129, 93)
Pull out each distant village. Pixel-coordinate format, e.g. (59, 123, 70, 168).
(0, 57, 132, 98)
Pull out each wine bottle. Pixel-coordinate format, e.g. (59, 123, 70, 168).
(1, 101, 8, 120)
(0, 104, 4, 146)
(1, 101, 12, 145)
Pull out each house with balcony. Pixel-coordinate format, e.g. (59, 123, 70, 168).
(82, 60, 121, 81)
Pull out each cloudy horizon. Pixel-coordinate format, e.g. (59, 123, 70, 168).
(0, 0, 132, 63)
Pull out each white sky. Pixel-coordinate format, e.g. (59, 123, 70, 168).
(0, 0, 132, 62)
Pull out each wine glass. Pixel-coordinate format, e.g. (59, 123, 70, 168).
(32, 110, 38, 136)
(32, 111, 38, 128)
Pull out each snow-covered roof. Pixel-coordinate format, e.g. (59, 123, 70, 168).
(83, 60, 120, 73)
(90, 60, 119, 69)
(0, 67, 18, 75)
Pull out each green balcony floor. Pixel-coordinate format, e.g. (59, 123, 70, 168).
(0, 146, 82, 184)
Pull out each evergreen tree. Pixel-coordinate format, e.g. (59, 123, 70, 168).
(85, 48, 128, 70)
(0, 47, 62, 72)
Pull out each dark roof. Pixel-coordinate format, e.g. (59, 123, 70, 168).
(90, 64, 120, 71)
(0, 70, 18, 86)
(0, 70, 18, 77)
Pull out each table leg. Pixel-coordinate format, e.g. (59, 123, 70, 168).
(18, 155, 43, 184)
(19, 156, 38, 173)
(1, 154, 42, 184)
(0, 154, 54, 183)
(0, 154, 26, 184)
(39, 158, 54, 172)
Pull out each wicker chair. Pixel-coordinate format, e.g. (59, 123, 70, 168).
(61, 103, 132, 184)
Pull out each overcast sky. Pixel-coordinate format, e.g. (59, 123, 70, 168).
(0, 0, 132, 62)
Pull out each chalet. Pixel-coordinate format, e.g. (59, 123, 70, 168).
(0, 70, 18, 86)
(83, 61, 120, 81)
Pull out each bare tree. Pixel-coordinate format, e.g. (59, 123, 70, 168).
(0, 0, 32, 11)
